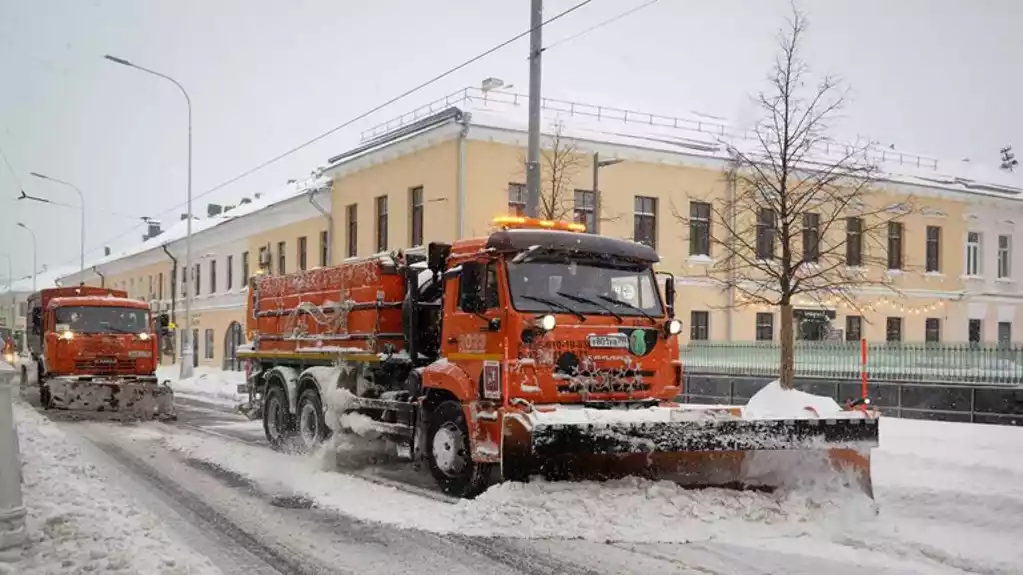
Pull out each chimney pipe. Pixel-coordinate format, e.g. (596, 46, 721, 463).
(104, 246, 111, 256)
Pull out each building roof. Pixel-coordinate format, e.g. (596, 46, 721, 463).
(0, 263, 79, 296)
(53, 175, 330, 284)
(54, 86, 1022, 285)
(356, 87, 1023, 199)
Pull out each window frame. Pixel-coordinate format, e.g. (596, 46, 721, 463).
(966, 231, 982, 276)
(756, 208, 776, 261)
(633, 196, 658, 249)
(226, 255, 233, 291)
(375, 195, 388, 253)
(346, 204, 358, 258)
(845, 315, 862, 342)
(277, 241, 286, 275)
(802, 212, 820, 263)
(298, 236, 308, 271)
(886, 316, 903, 342)
(755, 312, 774, 341)
(690, 310, 709, 340)
(925, 317, 941, 343)
(846, 217, 863, 267)
(887, 221, 903, 270)
(204, 328, 214, 359)
(926, 225, 941, 273)
(410, 186, 424, 247)
(209, 259, 217, 294)
(997, 234, 1011, 279)
(241, 251, 250, 284)
(319, 230, 329, 267)
(574, 189, 596, 234)
(508, 183, 527, 216)
(690, 201, 712, 257)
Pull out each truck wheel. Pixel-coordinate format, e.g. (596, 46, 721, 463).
(296, 388, 330, 451)
(263, 384, 296, 451)
(425, 401, 494, 498)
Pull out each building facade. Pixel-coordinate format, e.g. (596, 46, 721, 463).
(58, 87, 1023, 368)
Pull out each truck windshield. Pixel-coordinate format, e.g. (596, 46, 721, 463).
(54, 306, 150, 335)
(506, 259, 663, 317)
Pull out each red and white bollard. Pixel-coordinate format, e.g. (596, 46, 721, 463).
(0, 360, 27, 553)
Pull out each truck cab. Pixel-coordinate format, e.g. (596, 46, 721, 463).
(26, 286, 161, 409)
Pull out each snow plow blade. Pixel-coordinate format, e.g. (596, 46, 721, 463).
(501, 406, 878, 498)
(45, 377, 177, 421)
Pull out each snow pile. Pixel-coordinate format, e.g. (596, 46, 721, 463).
(4, 404, 219, 575)
(452, 477, 874, 543)
(157, 365, 246, 406)
(743, 379, 843, 418)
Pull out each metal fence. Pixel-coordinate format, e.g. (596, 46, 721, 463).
(682, 373, 1023, 426)
(681, 341, 1023, 386)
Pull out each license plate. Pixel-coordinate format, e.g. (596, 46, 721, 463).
(127, 351, 152, 358)
(588, 334, 628, 348)
(237, 384, 250, 394)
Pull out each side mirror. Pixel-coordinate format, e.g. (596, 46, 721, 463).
(459, 262, 486, 314)
(664, 275, 676, 319)
(428, 242, 452, 274)
(31, 308, 42, 335)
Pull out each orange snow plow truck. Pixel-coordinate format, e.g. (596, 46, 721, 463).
(238, 217, 878, 498)
(24, 286, 175, 419)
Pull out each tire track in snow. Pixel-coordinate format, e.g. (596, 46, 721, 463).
(77, 428, 347, 575)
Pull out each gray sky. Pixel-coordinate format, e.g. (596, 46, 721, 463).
(1, 0, 1021, 281)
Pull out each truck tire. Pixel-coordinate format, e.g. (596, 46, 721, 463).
(263, 384, 297, 451)
(296, 388, 330, 451)
(425, 401, 494, 498)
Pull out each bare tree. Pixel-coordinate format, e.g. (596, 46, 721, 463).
(680, 7, 910, 389)
(511, 121, 588, 221)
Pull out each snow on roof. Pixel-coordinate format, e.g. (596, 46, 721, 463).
(55, 175, 330, 282)
(0, 263, 79, 295)
(361, 87, 1023, 199)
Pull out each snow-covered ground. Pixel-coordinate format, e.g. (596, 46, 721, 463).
(158, 366, 246, 407)
(149, 414, 1023, 573)
(4, 404, 220, 575)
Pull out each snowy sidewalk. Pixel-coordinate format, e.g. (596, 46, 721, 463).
(158, 366, 247, 408)
(1, 403, 219, 575)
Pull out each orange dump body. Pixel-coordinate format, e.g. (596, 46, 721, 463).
(246, 256, 408, 357)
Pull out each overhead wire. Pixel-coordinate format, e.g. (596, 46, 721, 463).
(542, 0, 662, 52)
(64, 0, 599, 267)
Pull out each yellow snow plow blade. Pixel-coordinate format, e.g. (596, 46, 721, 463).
(45, 377, 177, 421)
(501, 404, 878, 498)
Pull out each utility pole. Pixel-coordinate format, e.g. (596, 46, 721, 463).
(524, 0, 543, 218)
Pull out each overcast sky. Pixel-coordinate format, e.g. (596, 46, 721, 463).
(1, 0, 1021, 281)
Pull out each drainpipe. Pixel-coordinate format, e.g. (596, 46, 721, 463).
(92, 265, 105, 288)
(456, 112, 471, 240)
(308, 185, 333, 266)
(161, 245, 178, 327)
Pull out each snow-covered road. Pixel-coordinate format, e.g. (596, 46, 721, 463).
(8, 371, 1023, 574)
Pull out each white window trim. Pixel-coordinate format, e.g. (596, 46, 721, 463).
(964, 231, 982, 278)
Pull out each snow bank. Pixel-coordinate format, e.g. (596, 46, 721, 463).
(4, 404, 219, 575)
(157, 365, 246, 407)
(744, 379, 843, 418)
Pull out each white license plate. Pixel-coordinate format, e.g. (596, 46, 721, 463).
(588, 335, 628, 348)
(127, 351, 152, 358)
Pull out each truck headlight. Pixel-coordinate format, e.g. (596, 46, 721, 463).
(665, 319, 682, 336)
(138, 332, 151, 341)
(536, 314, 556, 332)
(59, 330, 74, 341)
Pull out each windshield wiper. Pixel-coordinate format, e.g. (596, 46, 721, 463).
(597, 294, 657, 325)
(519, 294, 586, 321)
(101, 324, 138, 335)
(557, 291, 622, 323)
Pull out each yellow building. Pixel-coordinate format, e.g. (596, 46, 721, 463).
(58, 87, 1023, 369)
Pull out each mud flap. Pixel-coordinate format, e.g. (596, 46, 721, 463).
(502, 414, 878, 495)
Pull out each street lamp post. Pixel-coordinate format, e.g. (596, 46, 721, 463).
(28, 172, 84, 281)
(105, 54, 194, 378)
(591, 153, 623, 234)
(0, 254, 11, 335)
(16, 224, 37, 293)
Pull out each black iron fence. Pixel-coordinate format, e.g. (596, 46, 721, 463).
(681, 341, 1023, 386)
(682, 373, 1023, 426)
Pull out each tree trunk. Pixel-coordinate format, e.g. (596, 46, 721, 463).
(779, 303, 795, 389)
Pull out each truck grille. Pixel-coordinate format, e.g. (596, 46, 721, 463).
(74, 359, 136, 373)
